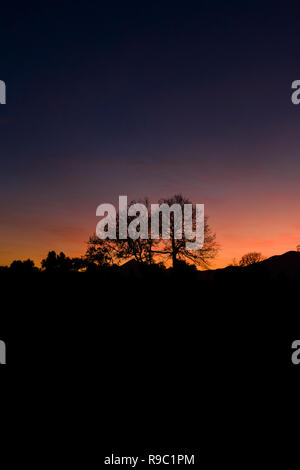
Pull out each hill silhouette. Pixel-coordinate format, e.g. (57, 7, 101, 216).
(116, 250, 300, 281)
(197, 250, 300, 281)
(258, 251, 300, 280)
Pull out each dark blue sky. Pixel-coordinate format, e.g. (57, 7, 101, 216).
(1, 1, 300, 265)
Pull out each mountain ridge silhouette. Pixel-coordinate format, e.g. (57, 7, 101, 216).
(196, 250, 300, 281)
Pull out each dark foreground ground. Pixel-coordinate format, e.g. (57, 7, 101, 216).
(1, 272, 299, 465)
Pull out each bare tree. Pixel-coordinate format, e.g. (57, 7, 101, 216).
(239, 252, 264, 267)
(154, 194, 218, 269)
(229, 258, 239, 267)
(85, 237, 115, 266)
(86, 194, 218, 269)
(86, 198, 158, 266)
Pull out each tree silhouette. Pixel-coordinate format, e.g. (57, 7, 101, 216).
(239, 252, 264, 267)
(41, 251, 73, 272)
(155, 194, 218, 269)
(86, 198, 158, 266)
(85, 237, 115, 267)
(86, 194, 218, 269)
(9, 259, 37, 273)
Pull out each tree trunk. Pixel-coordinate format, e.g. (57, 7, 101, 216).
(171, 236, 177, 268)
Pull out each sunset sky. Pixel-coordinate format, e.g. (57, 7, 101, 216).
(1, 1, 300, 268)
